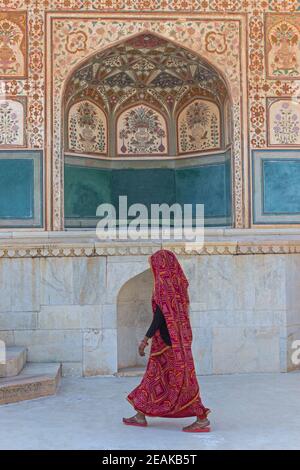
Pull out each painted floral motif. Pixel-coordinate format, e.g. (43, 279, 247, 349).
(29, 50, 43, 72)
(210, 0, 242, 10)
(66, 31, 87, 54)
(117, 105, 167, 155)
(28, 100, 43, 126)
(269, 0, 298, 13)
(29, 17, 43, 41)
(65, 32, 227, 119)
(249, 17, 264, 42)
(269, 99, 300, 146)
(267, 19, 300, 78)
(205, 32, 227, 54)
(0, 12, 26, 77)
(0, 99, 24, 146)
(250, 51, 264, 72)
(68, 100, 107, 154)
(178, 100, 221, 153)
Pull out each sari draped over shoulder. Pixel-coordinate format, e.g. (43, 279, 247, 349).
(127, 249, 210, 418)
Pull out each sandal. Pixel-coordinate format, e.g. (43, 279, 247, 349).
(123, 416, 148, 427)
(182, 418, 210, 433)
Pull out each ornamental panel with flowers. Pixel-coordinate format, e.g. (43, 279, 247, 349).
(67, 100, 107, 155)
(177, 99, 221, 154)
(0, 97, 26, 146)
(117, 105, 168, 156)
(267, 98, 300, 146)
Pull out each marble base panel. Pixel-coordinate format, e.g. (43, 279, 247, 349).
(0, 252, 299, 376)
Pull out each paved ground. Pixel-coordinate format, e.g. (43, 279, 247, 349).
(0, 372, 299, 450)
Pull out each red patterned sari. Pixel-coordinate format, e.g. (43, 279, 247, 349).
(127, 249, 210, 419)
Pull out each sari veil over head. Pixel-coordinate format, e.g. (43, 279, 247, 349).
(127, 249, 210, 419)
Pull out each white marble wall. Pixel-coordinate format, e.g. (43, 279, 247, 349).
(117, 269, 153, 369)
(285, 255, 300, 371)
(188, 254, 287, 374)
(0, 253, 299, 376)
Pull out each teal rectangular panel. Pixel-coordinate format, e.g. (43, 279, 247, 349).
(0, 160, 33, 218)
(175, 162, 231, 224)
(65, 153, 232, 228)
(253, 150, 300, 224)
(111, 168, 175, 210)
(0, 151, 43, 228)
(263, 160, 300, 214)
(64, 165, 111, 219)
(225, 151, 232, 219)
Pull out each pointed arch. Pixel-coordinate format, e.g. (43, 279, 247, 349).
(62, 31, 231, 159)
(59, 29, 236, 230)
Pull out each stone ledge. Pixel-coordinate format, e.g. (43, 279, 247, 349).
(0, 347, 27, 378)
(1, 227, 300, 239)
(0, 363, 61, 405)
(0, 229, 300, 257)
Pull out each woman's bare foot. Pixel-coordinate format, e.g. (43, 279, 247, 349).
(182, 418, 210, 433)
(123, 412, 148, 427)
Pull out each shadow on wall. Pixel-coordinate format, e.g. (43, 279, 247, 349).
(117, 269, 153, 371)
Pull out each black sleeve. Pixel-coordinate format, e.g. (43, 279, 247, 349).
(145, 305, 164, 338)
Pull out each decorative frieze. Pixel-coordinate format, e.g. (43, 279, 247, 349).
(0, 231, 300, 257)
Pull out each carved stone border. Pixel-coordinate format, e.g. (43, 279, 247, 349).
(0, 239, 299, 257)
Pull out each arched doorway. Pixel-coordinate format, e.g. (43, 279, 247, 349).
(117, 269, 153, 374)
(63, 32, 233, 229)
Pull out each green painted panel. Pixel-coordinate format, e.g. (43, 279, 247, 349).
(111, 168, 175, 212)
(0, 159, 34, 218)
(225, 152, 232, 218)
(263, 159, 300, 214)
(64, 165, 111, 218)
(64, 157, 231, 226)
(175, 163, 231, 218)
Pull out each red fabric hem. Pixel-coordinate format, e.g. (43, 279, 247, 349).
(127, 396, 210, 419)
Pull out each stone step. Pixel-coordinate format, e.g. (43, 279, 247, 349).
(0, 363, 62, 405)
(116, 366, 145, 377)
(0, 347, 27, 378)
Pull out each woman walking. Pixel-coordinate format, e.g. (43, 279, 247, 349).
(123, 249, 210, 433)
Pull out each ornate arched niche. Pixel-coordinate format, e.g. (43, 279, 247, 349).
(63, 32, 233, 229)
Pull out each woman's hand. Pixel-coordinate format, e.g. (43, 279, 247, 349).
(138, 337, 149, 357)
